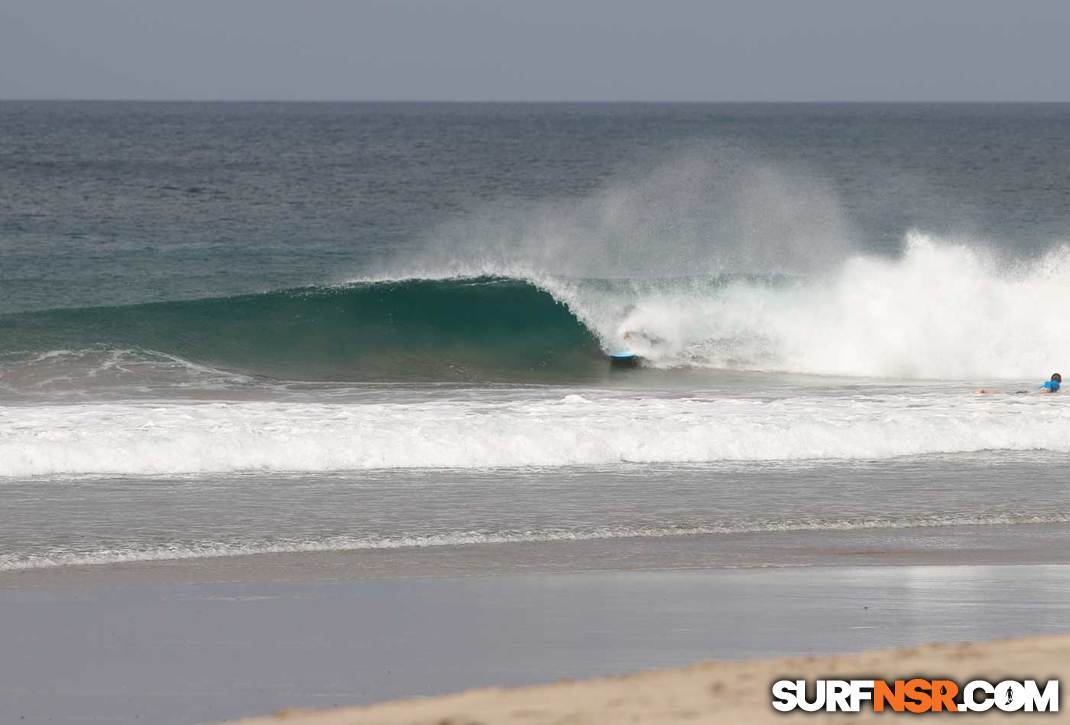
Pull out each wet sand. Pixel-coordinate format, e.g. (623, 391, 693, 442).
(2, 547, 1070, 724)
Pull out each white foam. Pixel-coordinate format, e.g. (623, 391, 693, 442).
(537, 235, 1070, 379)
(0, 347, 257, 394)
(2, 390, 1069, 477)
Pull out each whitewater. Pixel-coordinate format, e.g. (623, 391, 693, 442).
(1, 388, 1069, 477)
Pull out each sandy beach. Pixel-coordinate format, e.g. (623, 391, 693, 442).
(230, 634, 1070, 724)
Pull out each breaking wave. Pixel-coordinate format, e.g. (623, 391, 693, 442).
(2, 233, 1069, 386)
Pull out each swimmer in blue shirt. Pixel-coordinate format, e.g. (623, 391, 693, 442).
(976, 372, 1061, 395)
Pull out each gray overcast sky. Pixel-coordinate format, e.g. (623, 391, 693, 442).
(2, 0, 1069, 101)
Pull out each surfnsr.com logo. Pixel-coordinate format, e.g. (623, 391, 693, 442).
(772, 678, 1059, 713)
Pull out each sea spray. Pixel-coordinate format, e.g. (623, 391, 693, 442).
(389, 150, 854, 279)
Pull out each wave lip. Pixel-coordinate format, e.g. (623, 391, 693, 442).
(3, 393, 1070, 477)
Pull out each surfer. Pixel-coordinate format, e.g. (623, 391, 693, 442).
(608, 331, 640, 367)
(976, 372, 1061, 395)
(621, 328, 665, 349)
(608, 330, 647, 368)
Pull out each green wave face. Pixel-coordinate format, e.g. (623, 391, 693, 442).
(0, 277, 606, 382)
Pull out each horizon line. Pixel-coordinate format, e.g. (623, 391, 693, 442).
(3, 98, 1070, 105)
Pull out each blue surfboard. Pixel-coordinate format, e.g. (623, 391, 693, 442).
(608, 351, 641, 368)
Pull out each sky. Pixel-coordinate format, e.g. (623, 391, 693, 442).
(2, 0, 1069, 101)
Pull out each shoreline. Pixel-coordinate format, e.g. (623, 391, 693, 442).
(225, 634, 1070, 724)
(5, 521, 1070, 589)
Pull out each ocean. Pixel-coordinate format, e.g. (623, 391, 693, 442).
(2, 101, 1069, 571)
